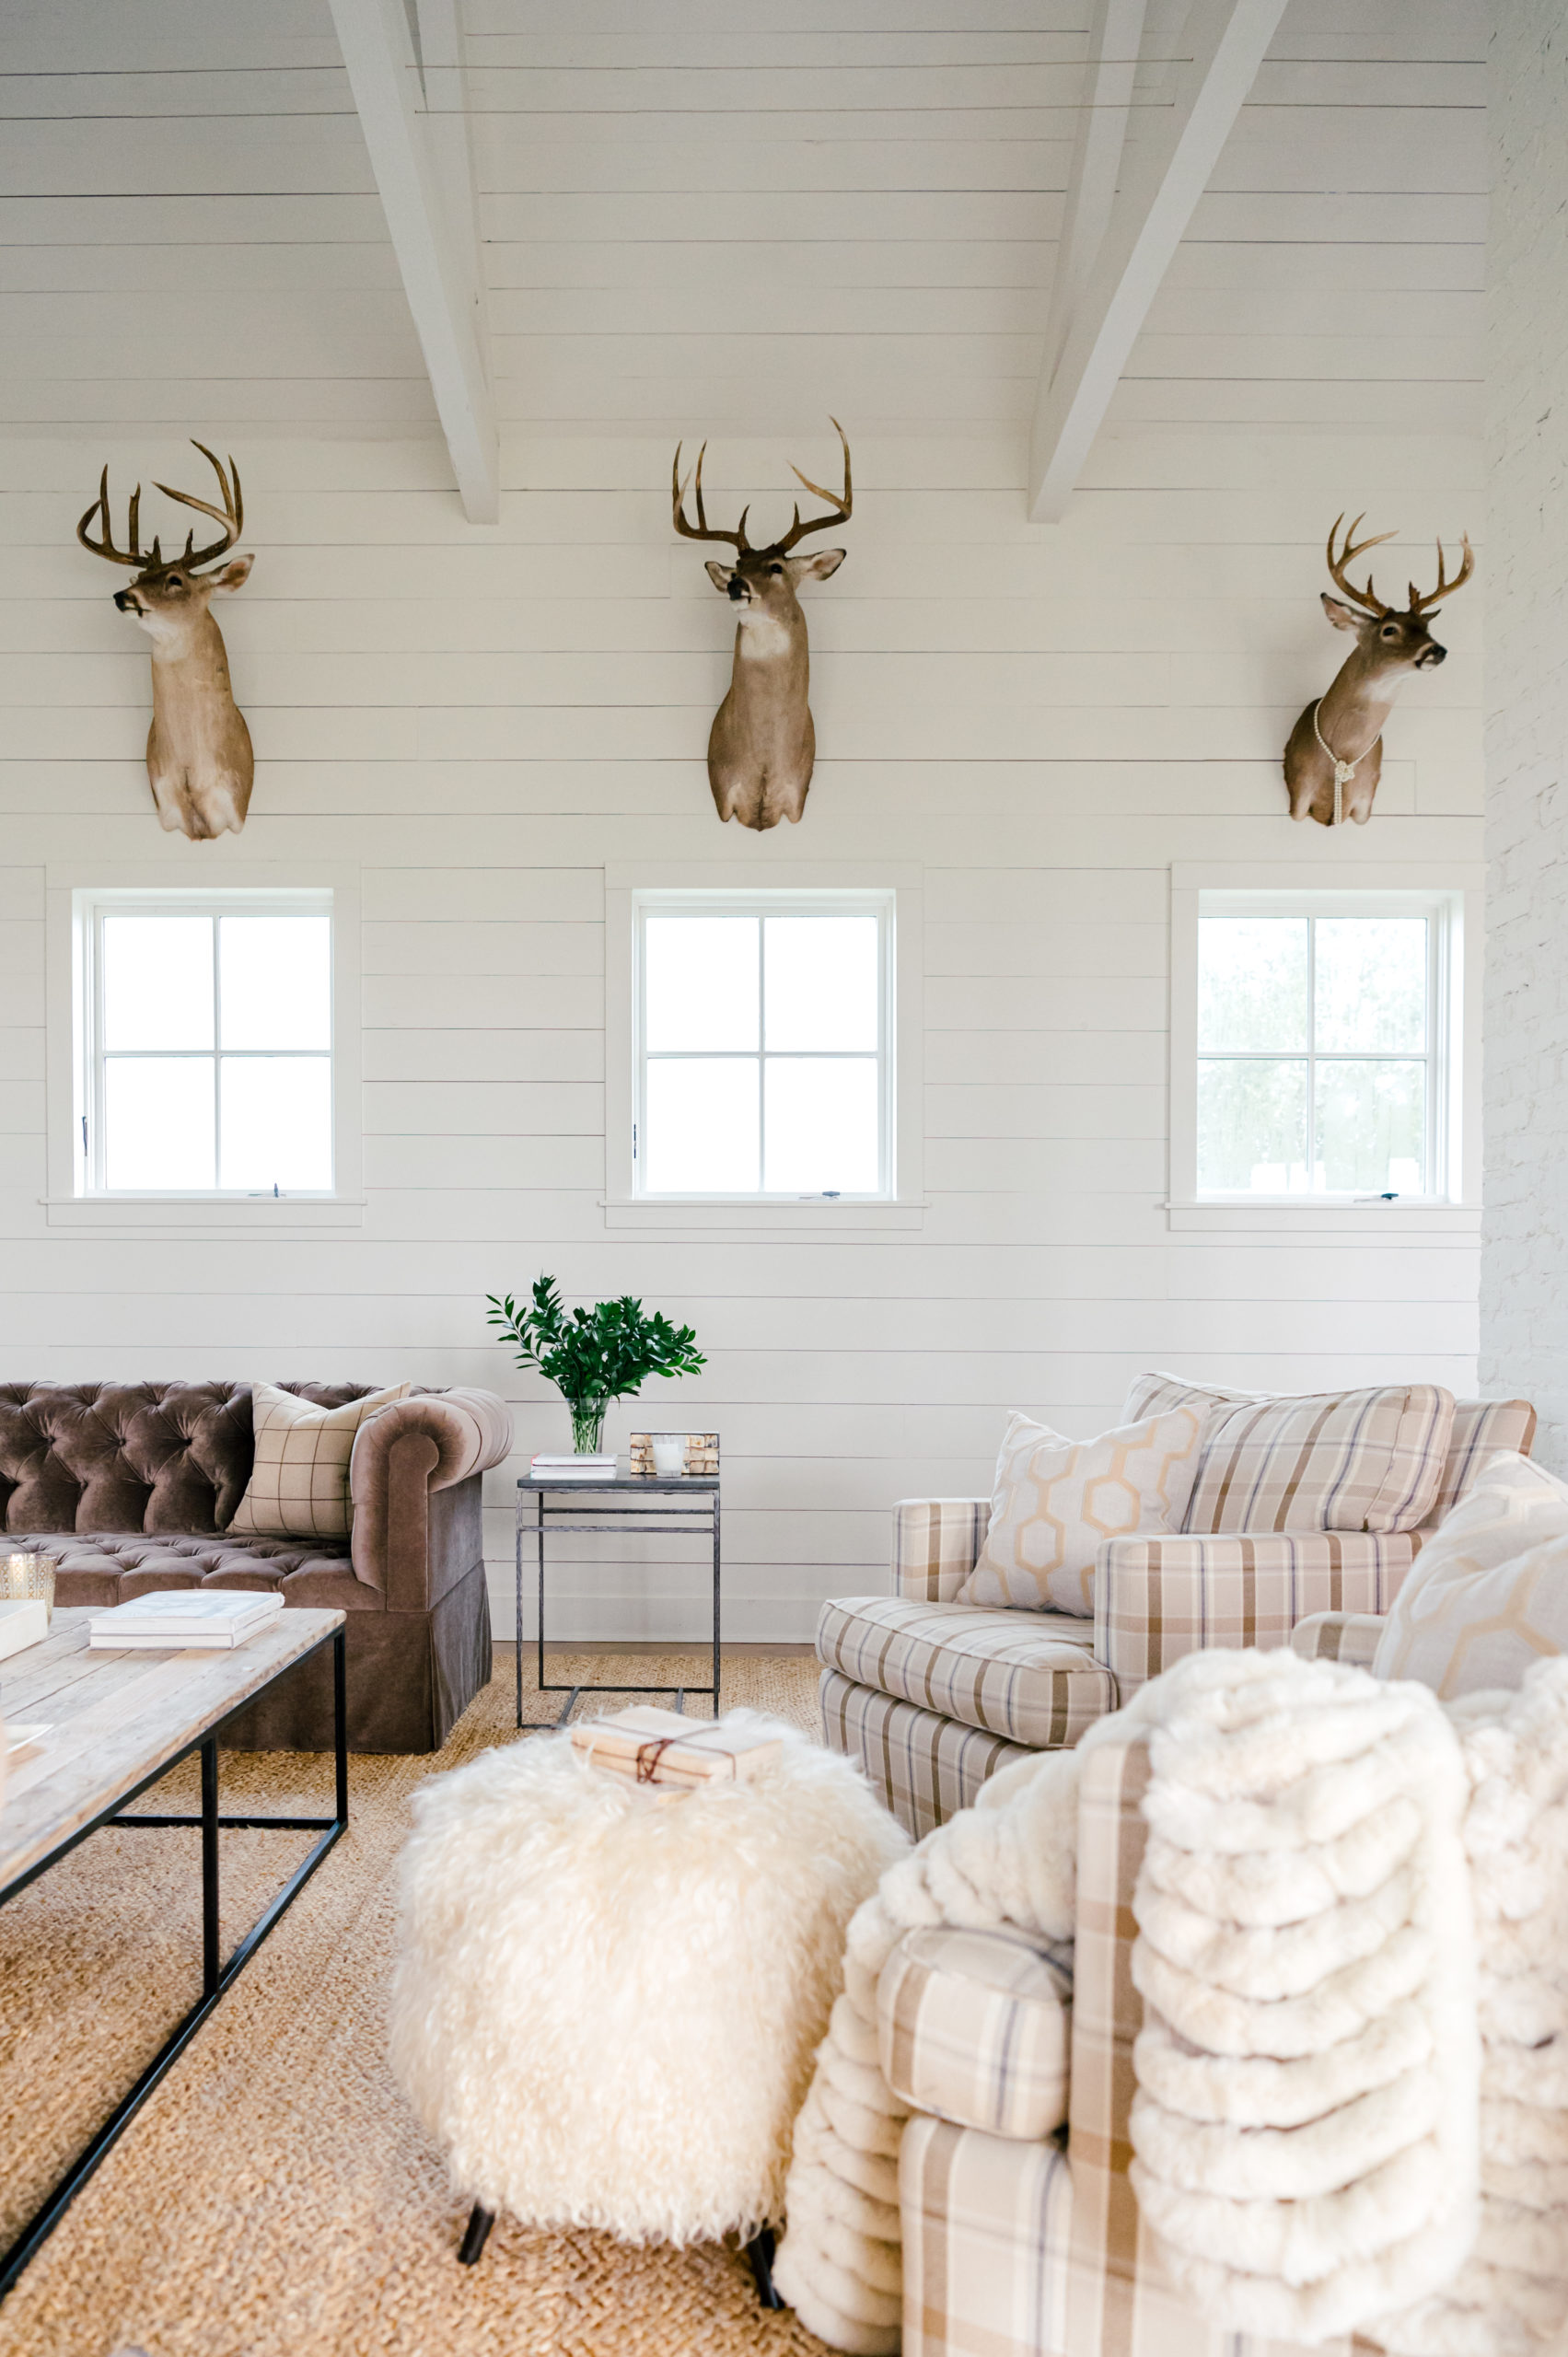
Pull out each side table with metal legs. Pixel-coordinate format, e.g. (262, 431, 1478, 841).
(515, 1473, 721, 1730)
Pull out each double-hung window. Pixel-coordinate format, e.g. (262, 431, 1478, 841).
(77, 890, 334, 1195)
(1189, 889, 1461, 1202)
(633, 889, 894, 1200)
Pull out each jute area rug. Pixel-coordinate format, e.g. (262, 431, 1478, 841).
(0, 1648, 833, 2357)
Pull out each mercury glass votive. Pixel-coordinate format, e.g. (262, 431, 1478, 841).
(0, 1552, 54, 1624)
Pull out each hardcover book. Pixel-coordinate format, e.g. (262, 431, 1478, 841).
(88, 1590, 285, 1650)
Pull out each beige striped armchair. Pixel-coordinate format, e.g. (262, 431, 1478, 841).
(819, 1382, 1536, 1837)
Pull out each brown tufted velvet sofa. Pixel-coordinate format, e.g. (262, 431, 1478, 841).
(1, 1381, 514, 1754)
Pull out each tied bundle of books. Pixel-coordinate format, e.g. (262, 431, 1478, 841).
(88, 1590, 286, 1652)
(571, 1705, 783, 1795)
(531, 1452, 618, 1482)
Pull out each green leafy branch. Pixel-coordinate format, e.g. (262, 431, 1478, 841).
(485, 1274, 705, 1405)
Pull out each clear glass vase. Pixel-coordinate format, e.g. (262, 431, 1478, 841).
(567, 1399, 609, 1456)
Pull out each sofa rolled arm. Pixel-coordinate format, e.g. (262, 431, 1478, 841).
(1094, 1528, 1416, 1695)
(1290, 1610, 1385, 1670)
(349, 1388, 513, 1606)
(893, 1499, 989, 1601)
(878, 1924, 1073, 2142)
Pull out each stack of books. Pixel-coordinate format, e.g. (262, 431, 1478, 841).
(87, 1591, 286, 1652)
(571, 1705, 783, 1794)
(530, 1452, 618, 1482)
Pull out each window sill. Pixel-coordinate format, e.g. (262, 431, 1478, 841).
(1167, 1200, 1480, 1236)
(602, 1197, 928, 1235)
(42, 1195, 366, 1231)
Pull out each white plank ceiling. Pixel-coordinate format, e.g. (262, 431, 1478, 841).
(0, 0, 1483, 445)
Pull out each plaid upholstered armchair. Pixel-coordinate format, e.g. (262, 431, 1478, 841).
(819, 1378, 1537, 1837)
(889, 1712, 1348, 2357)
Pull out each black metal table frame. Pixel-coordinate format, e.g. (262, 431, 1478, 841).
(516, 1477, 721, 1729)
(0, 1620, 348, 2299)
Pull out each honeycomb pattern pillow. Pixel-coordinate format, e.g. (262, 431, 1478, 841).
(1373, 1451, 1568, 1698)
(955, 1406, 1205, 1616)
(228, 1380, 410, 1541)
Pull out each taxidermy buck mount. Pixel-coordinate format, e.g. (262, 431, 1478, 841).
(672, 420, 852, 830)
(77, 442, 254, 841)
(1283, 513, 1474, 827)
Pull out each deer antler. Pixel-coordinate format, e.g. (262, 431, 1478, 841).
(672, 441, 751, 552)
(77, 466, 154, 570)
(151, 441, 244, 572)
(1408, 532, 1475, 614)
(77, 442, 241, 575)
(774, 419, 852, 553)
(1325, 513, 1398, 618)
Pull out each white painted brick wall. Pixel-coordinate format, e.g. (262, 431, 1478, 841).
(1481, 0, 1568, 1467)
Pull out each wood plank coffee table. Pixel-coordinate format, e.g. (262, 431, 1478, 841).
(0, 1604, 348, 2297)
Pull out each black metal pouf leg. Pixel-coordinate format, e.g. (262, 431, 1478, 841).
(458, 2204, 494, 2267)
(747, 2227, 783, 2310)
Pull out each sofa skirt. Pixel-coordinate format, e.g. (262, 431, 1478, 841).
(819, 1669, 1036, 1840)
(221, 1557, 494, 1754)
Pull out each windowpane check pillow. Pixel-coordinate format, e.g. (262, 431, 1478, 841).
(955, 1407, 1205, 1616)
(227, 1381, 411, 1541)
(1122, 1373, 1455, 1536)
(1372, 1451, 1568, 1698)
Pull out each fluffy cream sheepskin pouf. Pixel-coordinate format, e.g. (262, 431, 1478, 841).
(389, 1713, 907, 2246)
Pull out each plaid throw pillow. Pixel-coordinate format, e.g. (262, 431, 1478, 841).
(1123, 1374, 1454, 1536)
(227, 1381, 411, 1540)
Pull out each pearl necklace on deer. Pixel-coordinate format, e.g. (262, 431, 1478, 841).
(1310, 698, 1382, 828)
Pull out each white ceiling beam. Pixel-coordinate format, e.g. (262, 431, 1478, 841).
(1027, 0, 1288, 522)
(1040, 0, 1148, 393)
(329, 0, 499, 523)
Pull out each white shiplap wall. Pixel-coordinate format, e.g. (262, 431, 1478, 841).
(0, 424, 1481, 1639)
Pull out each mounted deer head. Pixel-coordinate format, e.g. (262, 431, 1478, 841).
(673, 420, 851, 830)
(77, 442, 255, 841)
(1283, 513, 1473, 826)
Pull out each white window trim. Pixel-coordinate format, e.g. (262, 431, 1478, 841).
(44, 862, 364, 1230)
(603, 861, 924, 1234)
(1168, 861, 1482, 1235)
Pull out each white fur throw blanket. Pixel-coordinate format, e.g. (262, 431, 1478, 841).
(1127, 1647, 1481, 2344)
(778, 1652, 1568, 2357)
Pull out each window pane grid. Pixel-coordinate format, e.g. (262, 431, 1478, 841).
(1197, 911, 1434, 1198)
(636, 900, 889, 1198)
(87, 901, 333, 1196)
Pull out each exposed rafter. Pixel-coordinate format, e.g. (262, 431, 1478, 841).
(329, 0, 499, 524)
(1027, 0, 1288, 522)
(1040, 0, 1149, 395)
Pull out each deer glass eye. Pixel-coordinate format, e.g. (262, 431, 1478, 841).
(769, 564, 783, 575)
(1381, 623, 1398, 639)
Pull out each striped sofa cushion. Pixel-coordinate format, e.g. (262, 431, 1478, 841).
(817, 1596, 1117, 1749)
(819, 1672, 1035, 1839)
(880, 1925, 1074, 2142)
(1123, 1373, 1454, 1534)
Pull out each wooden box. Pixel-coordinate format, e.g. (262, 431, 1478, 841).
(628, 1432, 719, 1478)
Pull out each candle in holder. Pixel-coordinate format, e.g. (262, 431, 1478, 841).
(0, 1553, 54, 1625)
